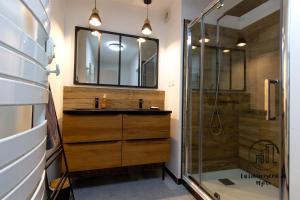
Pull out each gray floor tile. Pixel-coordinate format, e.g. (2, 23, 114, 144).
(74, 175, 195, 200)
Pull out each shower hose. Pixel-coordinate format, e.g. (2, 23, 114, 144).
(209, 48, 223, 136)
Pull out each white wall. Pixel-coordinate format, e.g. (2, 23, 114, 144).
(63, 0, 167, 88)
(49, 0, 65, 122)
(160, 0, 182, 178)
(160, 0, 212, 178)
(288, 0, 300, 199)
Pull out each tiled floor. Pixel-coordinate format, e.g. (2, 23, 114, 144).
(73, 171, 195, 200)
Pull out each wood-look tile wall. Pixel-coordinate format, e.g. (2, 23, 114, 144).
(202, 92, 250, 172)
(238, 12, 280, 186)
(187, 91, 250, 174)
(63, 86, 165, 110)
(242, 11, 280, 111)
(189, 91, 280, 187)
(238, 110, 280, 187)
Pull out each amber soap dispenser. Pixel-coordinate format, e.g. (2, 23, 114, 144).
(101, 94, 107, 109)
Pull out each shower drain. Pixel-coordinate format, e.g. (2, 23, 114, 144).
(218, 178, 235, 186)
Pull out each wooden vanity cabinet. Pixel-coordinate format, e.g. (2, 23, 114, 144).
(123, 114, 170, 140)
(122, 114, 170, 166)
(64, 141, 121, 172)
(62, 114, 122, 143)
(62, 113, 171, 172)
(122, 139, 170, 166)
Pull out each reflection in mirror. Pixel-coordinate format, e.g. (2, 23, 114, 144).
(203, 47, 217, 90)
(231, 50, 245, 90)
(190, 45, 200, 89)
(76, 29, 99, 84)
(141, 40, 157, 87)
(219, 50, 230, 90)
(120, 36, 139, 86)
(74, 27, 159, 88)
(99, 33, 120, 85)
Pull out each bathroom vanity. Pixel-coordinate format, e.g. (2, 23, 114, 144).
(62, 108, 171, 173)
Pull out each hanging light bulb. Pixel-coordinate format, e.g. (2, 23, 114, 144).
(89, 0, 102, 27)
(236, 36, 247, 47)
(141, 0, 152, 35)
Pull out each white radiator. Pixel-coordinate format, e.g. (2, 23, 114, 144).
(0, 0, 52, 199)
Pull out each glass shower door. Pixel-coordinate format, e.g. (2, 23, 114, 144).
(182, 20, 202, 186)
(183, 0, 282, 200)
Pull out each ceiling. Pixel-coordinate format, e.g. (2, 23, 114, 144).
(107, 0, 173, 12)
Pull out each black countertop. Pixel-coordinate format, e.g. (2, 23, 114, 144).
(63, 108, 172, 115)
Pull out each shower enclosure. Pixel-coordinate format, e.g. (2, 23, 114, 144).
(182, 0, 287, 199)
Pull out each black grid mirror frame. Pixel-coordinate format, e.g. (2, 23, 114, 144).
(74, 26, 159, 89)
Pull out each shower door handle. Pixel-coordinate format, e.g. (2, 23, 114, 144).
(264, 79, 279, 120)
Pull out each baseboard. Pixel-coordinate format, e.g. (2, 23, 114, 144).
(164, 167, 183, 185)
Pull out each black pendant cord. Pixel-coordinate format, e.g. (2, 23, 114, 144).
(144, 0, 151, 19)
(147, 4, 149, 19)
(94, 0, 96, 9)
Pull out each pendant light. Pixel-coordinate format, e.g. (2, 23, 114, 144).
(141, 0, 152, 36)
(89, 0, 102, 27)
(236, 36, 247, 47)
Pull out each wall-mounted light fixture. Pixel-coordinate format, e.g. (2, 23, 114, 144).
(141, 0, 152, 35)
(236, 36, 247, 47)
(89, 0, 102, 27)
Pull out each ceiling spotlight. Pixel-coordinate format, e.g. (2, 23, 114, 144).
(89, 0, 102, 27)
(236, 37, 247, 47)
(141, 0, 152, 35)
(223, 49, 230, 53)
(199, 31, 210, 43)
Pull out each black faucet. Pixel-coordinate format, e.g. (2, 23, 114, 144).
(139, 99, 144, 109)
(95, 97, 99, 109)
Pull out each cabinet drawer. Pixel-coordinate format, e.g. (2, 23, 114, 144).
(62, 114, 122, 143)
(123, 114, 170, 140)
(64, 142, 121, 172)
(122, 139, 170, 166)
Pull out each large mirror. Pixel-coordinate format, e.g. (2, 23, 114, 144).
(74, 27, 159, 88)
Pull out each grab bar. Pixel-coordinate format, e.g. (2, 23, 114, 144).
(264, 79, 279, 120)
